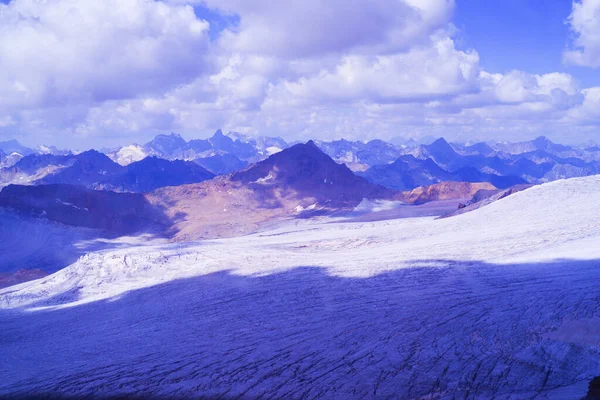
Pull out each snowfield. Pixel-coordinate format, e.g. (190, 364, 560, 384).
(1, 176, 600, 398)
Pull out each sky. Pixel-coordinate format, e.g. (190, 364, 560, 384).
(0, 0, 600, 148)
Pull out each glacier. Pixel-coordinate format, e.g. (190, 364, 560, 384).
(1, 175, 599, 398)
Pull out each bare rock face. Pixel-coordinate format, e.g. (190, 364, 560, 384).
(0, 184, 170, 235)
(440, 184, 534, 219)
(397, 181, 497, 205)
(231, 141, 393, 209)
(100, 157, 215, 192)
(148, 141, 396, 241)
(0, 269, 47, 289)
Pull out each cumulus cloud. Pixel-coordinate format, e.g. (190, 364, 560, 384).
(204, 0, 454, 58)
(566, 87, 600, 123)
(0, 0, 211, 111)
(0, 0, 599, 146)
(263, 36, 480, 105)
(564, 0, 600, 67)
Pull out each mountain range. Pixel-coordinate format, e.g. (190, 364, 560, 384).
(0, 141, 502, 243)
(1, 150, 215, 192)
(2, 171, 599, 399)
(2, 132, 599, 202)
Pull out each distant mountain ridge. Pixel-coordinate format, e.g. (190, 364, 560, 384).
(2, 133, 600, 196)
(231, 140, 393, 209)
(1, 151, 215, 192)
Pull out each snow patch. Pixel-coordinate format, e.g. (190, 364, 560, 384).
(266, 146, 282, 155)
(255, 173, 274, 184)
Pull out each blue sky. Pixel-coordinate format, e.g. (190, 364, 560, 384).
(455, 0, 600, 87)
(0, 0, 599, 148)
(195, 0, 598, 84)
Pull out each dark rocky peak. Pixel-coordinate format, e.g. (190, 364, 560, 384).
(103, 156, 215, 192)
(209, 129, 234, 147)
(465, 142, 495, 156)
(425, 137, 456, 153)
(0, 139, 33, 155)
(9, 153, 72, 173)
(0, 184, 170, 235)
(145, 133, 188, 155)
(532, 136, 551, 148)
(209, 129, 256, 159)
(231, 141, 392, 208)
(72, 150, 123, 173)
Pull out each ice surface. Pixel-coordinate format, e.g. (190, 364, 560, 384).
(1, 176, 599, 398)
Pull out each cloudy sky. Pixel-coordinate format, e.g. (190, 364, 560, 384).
(0, 0, 599, 148)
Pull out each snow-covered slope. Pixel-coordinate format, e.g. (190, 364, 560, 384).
(1, 176, 599, 398)
(4, 175, 598, 310)
(109, 144, 147, 166)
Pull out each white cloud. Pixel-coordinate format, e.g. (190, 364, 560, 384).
(1, 0, 600, 147)
(0, 0, 211, 111)
(565, 87, 600, 123)
(204, 0, 454, 58)
(262, 36, 480, 105)
(564, 0, 600, 67)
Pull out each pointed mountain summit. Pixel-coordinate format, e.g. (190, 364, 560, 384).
(425, 137, 455, 153)
(420, 137, 465, 170)
(144, 133, 187, 157)
(102, 157, 215, 192)
(231, 141, 392, 208)
(462, 142, 496, 157)
(149, 141, 395, 240)
(531, 135, 570, 153)
(39, 150, 124, 186)
(360, 155, 453, 190)
(208, 129, 256, 159)
(0, 139, 33, 156)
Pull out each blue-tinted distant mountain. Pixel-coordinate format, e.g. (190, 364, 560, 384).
(414, 138, 465, 171)
(490, 136, 573, 156)
(8, 150, 216, 192)
(453, 142, 497, 157)
(39, 150, 124, 187)
(231, 141, 394, 209)
(36, 145, 72, 156)
(226, 132, 288, 157)
(5, 133, 600, 196)
(451, 166, 526, 189)
(361, 154, 526, 190)
(7, 153, 72, 174)
(194, 153, 248, 175)
(137, 130, 288, 163)
(0, 153, 74, 186)
(510, 150, 600, 181)
(359, 155, 452, 190)
(531, 136, 571, 153)
(405, 137, 594, 185)
(315, 139, 401, 171)
(208, 130, 256, 160)
(0, 150, 23, 168)
(0, 139, 33, 156)
(186, 138, 212, 154)
(100, 157, 215, 192)
(144, 133, 188, 158)
(2, 149, 218, 192)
